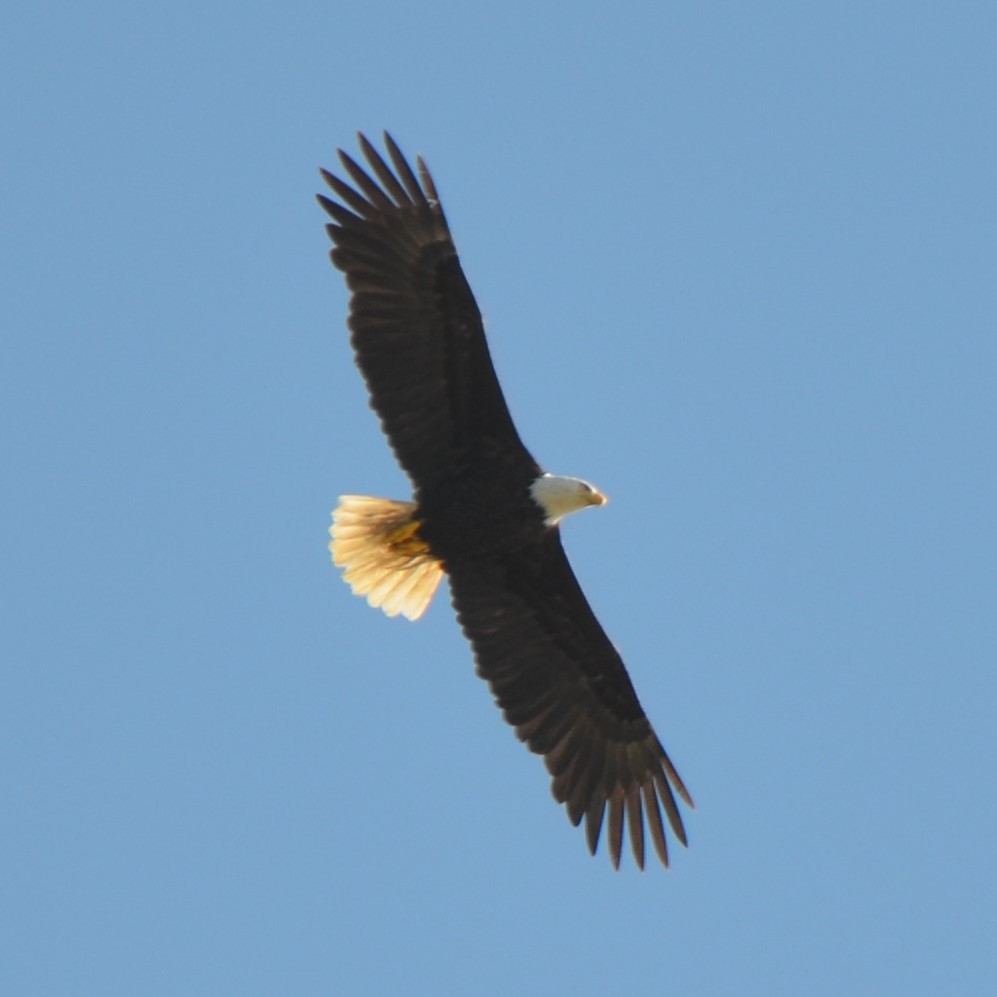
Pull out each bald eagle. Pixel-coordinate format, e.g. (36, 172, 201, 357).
(319, 133, 693, 869)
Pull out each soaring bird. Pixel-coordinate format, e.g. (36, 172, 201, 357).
(318, 133, 693, 869)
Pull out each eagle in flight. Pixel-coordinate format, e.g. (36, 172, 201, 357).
(318, 133, 693, 869)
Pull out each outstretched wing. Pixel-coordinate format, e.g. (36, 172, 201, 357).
(447, 531, 693, 869)
(318, 133, 538, 495)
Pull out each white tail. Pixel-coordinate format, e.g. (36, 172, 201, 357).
(329, 496, 443, 621)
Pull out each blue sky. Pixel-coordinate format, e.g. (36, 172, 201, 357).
(4, 2, 996, 994)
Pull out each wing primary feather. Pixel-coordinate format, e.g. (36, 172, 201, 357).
(660, 748, 695, 808)
(580, 740, 613, 846)
(337, 149, 397, 212)
(584, 796, 606, 856)
(317, 191, 362, 228)
(652, 768, 689, 847)
(642, 782, 670, 868)
(611, 739, 634, 795)
(561, 733, 599, 823)
(383, 131, 431, 205)
(357, 133, 412, 207)
(323, 167, 381, 220)
(568, 756, 606, 833)
(416, 156, 441, 204)
(626, 782, 645, 871)
(553, 748, 590, 824)
(545, 726, 583, 781)
(606, 785, 625, 870)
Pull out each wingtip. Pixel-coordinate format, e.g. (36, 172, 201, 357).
(336, 146, 360, 174)
(357, 131, 377, 159)
(382, 129, 402, 157)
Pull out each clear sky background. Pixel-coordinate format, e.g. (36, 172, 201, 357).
(4, 3, 996, 994)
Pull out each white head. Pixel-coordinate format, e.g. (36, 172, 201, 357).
(530, 473, 608, 526)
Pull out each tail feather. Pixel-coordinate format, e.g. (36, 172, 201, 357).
(329, 496, 443, 621)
